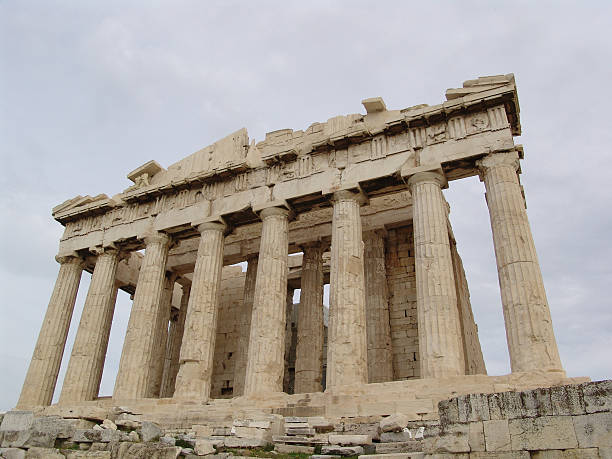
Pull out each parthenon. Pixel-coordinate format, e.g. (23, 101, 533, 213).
(17, 74, 578, 426)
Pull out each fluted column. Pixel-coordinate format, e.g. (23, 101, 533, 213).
(160, 284, 190, 398)
(477, 151, 563, 373)
(114, 233, 171, 400)
(283, 287, 295, 393)
(408, 171, 465, 378)
(60, 248, 121, 403)
(17, 256, 83, 408)
(233, 255, 258, 396)
(244, 207, 289, 396)
(294, 243, 324, 393)
(174, 222, 226, 401)
(327, 190, 368, 388)
(150, 272, 177, 397)
(364, 230, 394, 383)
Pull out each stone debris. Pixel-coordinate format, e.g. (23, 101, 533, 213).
(380, 414, 410, 433)
(322, 445, 365, 456)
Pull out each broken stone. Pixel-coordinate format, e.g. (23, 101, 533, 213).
(322, 445, 365, 456)
(140, 421, 163, 442)
(380, 414, 409, 433)
(328, 434, 372, 445)
(194, 439, 215, 455)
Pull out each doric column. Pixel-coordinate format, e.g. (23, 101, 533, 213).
(60, 248, 121, 403)
(244, 207, 290, 396)
(173, 222, 226, 401)
(408, 171, 465, 378)
(17, 256, 83, 408)
(150, 272, 177, 397)
(327, 190, 368, 388)
(477, 151, 563, 373)
(364, 230, 394, 383)
(160, 284, 190, 398)
(283, 286, 295, 393)
(294, 243, 324, 394)
(232, 255, 258, 396)
(114, 232, 171, 400)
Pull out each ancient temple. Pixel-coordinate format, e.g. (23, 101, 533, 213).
(17, 75, 577, 426)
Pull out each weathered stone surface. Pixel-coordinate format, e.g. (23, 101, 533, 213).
(530, 448, 600, 459)
(572, 412, 612, 448)
(160, 435, 176, 446)
(380, 414, 409, 433)
(233, 426, 271, 440)
(309, 417, 334, 433)
(508, 416, 578, 450)
(469, 453, 528, 459)
(468, 422, 484, 452)
(358, 454, 424, 459)
(0, 448, 25, 459)
(482, 419, 510, 452)
(110, 442, 181, 458)
(0, 412, 34, 433)
(140, 421, 163, 442)
(328, 434, 372, 445)
(322, 445, 365, 456)
(223, 436, 268, 448)
(582, 380, 612, 414)
(439, 399, 459, 426)
(194, 439, 215, 455)
(274, 443, 315, 454)
(380, 432, 413, 443)
(550, 384, 586, 416)
(63, 452, 111, 458)
(100, 420, 116, 431)
(374, 441, 423, 454)
(425, 422, 469, 454)
(24, 447, 64, 458)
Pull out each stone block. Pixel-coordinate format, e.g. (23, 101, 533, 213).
(140, 421, 163, 442)
(0, 448, 25, 459)
(600, 447, 612, 459)
(100, 420, 116, 431)
(63, 452, 112, 458)
(160, 435, 176, 446)
(358, 454, 424, 459)
(194, 439, 215, 455)
(468, 422, 485, 452)
(380, 431, 413, 442)
(0, 412, 34, 432)
(233, 426, 272, 440)
(530, 448, 600, 458)
(310, 456, 341, 459)
(486, 393, 503, 420)
(482, 419, 510, 452)
(284, 416, 307, 423)
(109, 442, 181, 458)
(380, 414, 409, 432)
(509, 416, 578, 450)
(248, 420, 271, 429)
(468, 394, 490, 422)
(550, 384, 586, 416)
(212, 427, 231, 436)
(274, 443, 315, 454)
(582, 380, 612, 414)
(375, 441, 423, 454)
(286, 427, 315, 436)
(24, 447, 64, 458)
(328, 434, 372, 445)
(572, 412, 612, 448)
(309, 417, 334, 433)
(438, 399, 459, 426)
(425, 423, 469, 454)
(468, 453, 528, 459)
(321, 445, 365, 456)
(223, 436, 268, 448)
(193, 424, 213, 437)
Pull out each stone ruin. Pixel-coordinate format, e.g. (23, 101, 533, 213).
(3, 75, 610, 458)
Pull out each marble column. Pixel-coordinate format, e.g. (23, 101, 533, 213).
(150, 272, 177, 397)
(60, 248, 121, 403)
(232, 255, 258, 396)
(17, 256, 83, 408)
(294, 243, 324, 394)
(408, 171, 465, 378)
(114, 232, 171, 400)
(327, 190, 368, 388)
(283, 287, 295, 394)
(244, 207, 289, 396)
(477, 151, 563, 373)
(174, 222, 226, 401)
(160, 284, 190, 398)
(364, 230, 394, 383)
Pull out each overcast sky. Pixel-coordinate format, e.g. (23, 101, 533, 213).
(1, 1, 611, 412)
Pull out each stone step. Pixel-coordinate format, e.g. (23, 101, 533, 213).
(358, 454, 425, 459)
(374, 441, 424, 454)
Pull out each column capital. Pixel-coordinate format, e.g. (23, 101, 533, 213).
(407, 170, 447, 189)
(197, 221, 227, 234)
(143, 232, 172, 247)
(476, 150, 520, 178)
(331, 188, 368, 205)
(55, 254, 84, 266)
(259, 206, 291, 220)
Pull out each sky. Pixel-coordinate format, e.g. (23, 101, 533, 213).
(1, 1, 611, 412)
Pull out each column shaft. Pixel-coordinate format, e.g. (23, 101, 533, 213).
(17, 256, 83, 408)
(160, 284, 190, 398)
(364, 230, 394, 383)
(477, 151, 563, 373)
(232, 256, 258, 396)
(244, 207, 289, 395)
(60, 249, 120, 403)
(174, 223, 225, 401)
(409, 171, 465, 378)
(283, 287, 295, 393)
(327, 191, 368, 388)
(294, 244, 324, 393)
(114, 233, 171, 400)
(150, 273, 175, 397)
